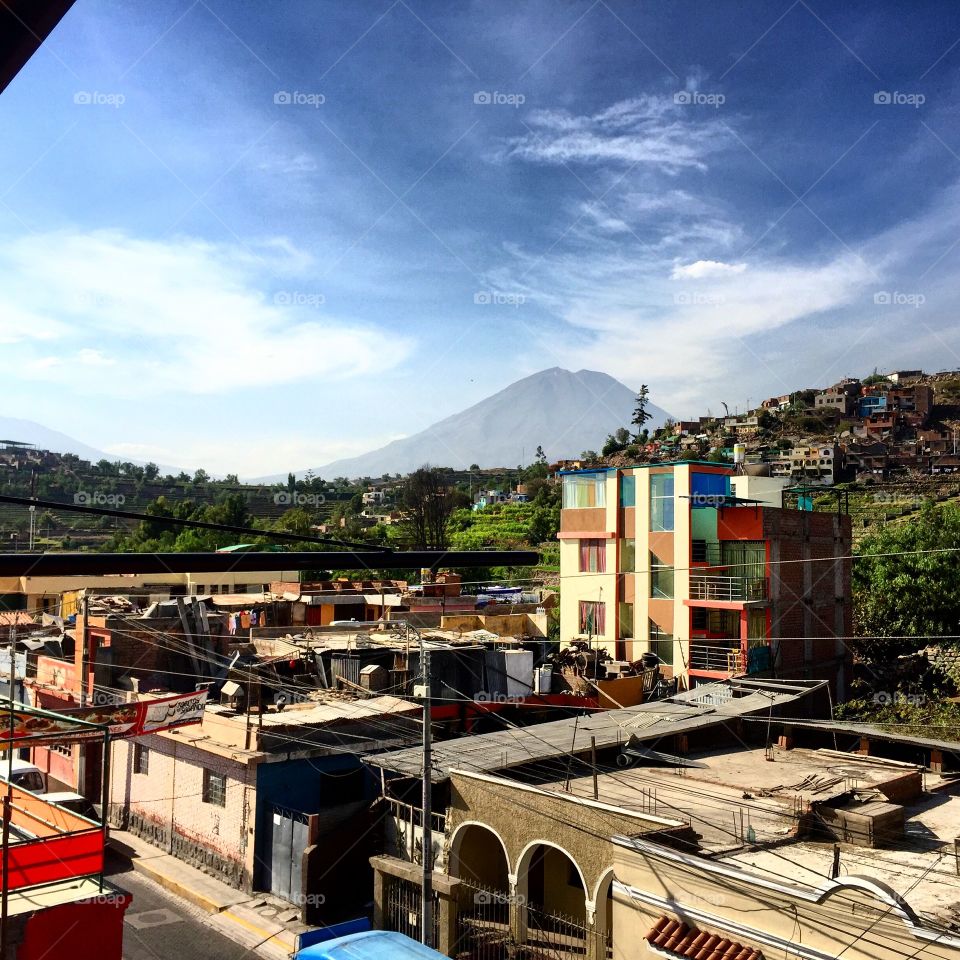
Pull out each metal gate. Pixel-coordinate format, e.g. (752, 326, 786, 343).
(384, 875, 440, 947)
(454, 881, 511, 960)
(265, 806, 309, 904)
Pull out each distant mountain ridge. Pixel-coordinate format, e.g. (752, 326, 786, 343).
(269, 368, 670, 480)
(0, 417, 182, 474)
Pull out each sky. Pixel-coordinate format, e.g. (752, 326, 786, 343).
(2, 0, 960, 476)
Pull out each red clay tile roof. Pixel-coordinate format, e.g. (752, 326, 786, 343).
(0, 612, 32, 627)
(645, 915, 763, 960)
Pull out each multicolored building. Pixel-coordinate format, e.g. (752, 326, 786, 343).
(558, 462, 852, 694)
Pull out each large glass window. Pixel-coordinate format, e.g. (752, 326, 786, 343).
(649, 620, 674, 665)
(578, 600, 606, 635)
(620, 473, 636, 507)
(563, 474, 606, 509)
(650, 473, 675, 531)
(619, 538, 636, 572)
(579, 538, 606, 573)
(619, 602, 634, 639)
(650, 550, 674, 599)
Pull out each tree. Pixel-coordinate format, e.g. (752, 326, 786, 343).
(534, 445, 547, 465)
(399, 466, 458, 549)
(631, 385, 653, 440)
(853, 501, 960, 673)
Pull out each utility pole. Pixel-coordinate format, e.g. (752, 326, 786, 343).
(420, 632, 433, 948)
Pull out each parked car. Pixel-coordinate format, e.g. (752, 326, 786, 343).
(0, 758, 46, 793)
(44, 792, 100, 822)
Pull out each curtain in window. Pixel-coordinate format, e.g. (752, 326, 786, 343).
(579, 600, 606, 634)
(579, 539, 606, 572)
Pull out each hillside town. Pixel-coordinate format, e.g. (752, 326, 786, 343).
(5, 3, 960, 960)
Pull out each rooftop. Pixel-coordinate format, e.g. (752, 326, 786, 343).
(368, 678, 827, 781)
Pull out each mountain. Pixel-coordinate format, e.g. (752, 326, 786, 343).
(279, 368, 671, 480)
(0, 417, 182, 473)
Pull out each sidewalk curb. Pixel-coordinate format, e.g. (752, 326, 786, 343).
(127, 855, 227, 914)
(109, 836, 299, 955)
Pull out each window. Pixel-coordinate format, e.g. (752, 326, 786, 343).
(134, 744, 149, 775)
(650, 473, 675, 531)
(619, 602, 634, 639)
(195, 585, 206, 595)
(579, 539, 606, 573)
(649, 620, 674, 665)
(562, 474, 606, 509)
(210, 584, 220, 594)
(619, 538, 636, 572)
(620, 473, 636, 507)
(650, 551, 674, 599)
(578, 600, 606, 636)
(203, 769, 227, 807)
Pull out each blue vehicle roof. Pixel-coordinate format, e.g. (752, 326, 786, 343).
(296, 930, 448, 960)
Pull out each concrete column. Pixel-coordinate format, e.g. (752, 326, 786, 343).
(508, 872, 527, 945)
(437, 888, 461, 957)
(372, 867, 385, 930)
(585, 897, 606, 960)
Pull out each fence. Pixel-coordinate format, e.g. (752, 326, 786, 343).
(453, 880, 611, 960)
(689, 575, 768, 602)
(383, 874, 440, 948)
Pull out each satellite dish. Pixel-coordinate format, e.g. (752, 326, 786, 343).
(274, 691, 288, 712)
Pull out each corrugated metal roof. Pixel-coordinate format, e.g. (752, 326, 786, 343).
(367, 679, 826, 781)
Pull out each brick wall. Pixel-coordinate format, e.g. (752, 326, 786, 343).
(110, 733, 254, 889)
(764, 509, 852, 690)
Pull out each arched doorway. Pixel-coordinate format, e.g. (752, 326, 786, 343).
(449, 823, 513, 958)
(515, 842, 591, 954)
(449, 822, 510, 890)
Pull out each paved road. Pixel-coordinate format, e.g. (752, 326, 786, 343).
(105, 855, 280, 960)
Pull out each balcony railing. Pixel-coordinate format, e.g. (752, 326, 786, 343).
(689, 575, 768, 602)
(689, 641, 742, 672)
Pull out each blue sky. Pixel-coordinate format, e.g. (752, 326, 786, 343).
(2, 0, 960, 475)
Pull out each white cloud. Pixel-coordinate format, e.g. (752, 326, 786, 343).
(671, 259, 747, 279)
(499, 95, 731, 173)
(0, 229, 413, 397)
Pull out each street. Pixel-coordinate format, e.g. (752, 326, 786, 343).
(105, 855, 287, 960)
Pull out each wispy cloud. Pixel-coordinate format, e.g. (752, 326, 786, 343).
(499, 94, 731, 172)
(0, 229, 413, 397)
